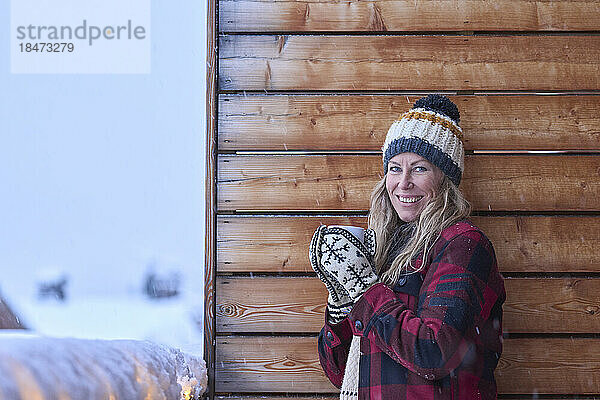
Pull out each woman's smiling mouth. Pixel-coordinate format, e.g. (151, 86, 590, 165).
(398, 195, 424, 204)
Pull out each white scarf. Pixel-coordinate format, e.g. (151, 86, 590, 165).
(340, 335, 361, 400)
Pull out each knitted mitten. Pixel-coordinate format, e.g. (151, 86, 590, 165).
(310, 225, 354, 324)
(310, 225, 377, 320)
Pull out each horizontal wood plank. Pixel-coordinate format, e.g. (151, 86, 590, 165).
(503, 278, 600, 334)
(216, 336, 336, 393)
(219, 94, 600, 151)
(217, 277, 326, 333)
(219, 35, 600, 90)
(216, 336, 600, 393)
(218, 216, 364, 273)
(216, 277, 600, 334)
(498, 338, 600, 394)
(217, 216, 600, 273)
(219, 0, 600, 32)
(217, 155, 600, 212)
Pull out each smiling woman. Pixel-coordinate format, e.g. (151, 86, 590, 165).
(311, 94, 506, 399)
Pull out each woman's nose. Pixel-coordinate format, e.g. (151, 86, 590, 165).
(398, 171, 413, 189)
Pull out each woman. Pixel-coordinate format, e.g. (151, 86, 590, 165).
(310, 94, 506, 399)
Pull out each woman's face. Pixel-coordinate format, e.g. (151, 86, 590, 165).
(385, 153, 444, 222)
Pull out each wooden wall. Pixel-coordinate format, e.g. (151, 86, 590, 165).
(206, 0, 600, 398)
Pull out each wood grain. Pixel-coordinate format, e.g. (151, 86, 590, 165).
(217, 277, 326, 333)
(219, 0, 600, 32)
(219, 35, 600, 90)
(219, 94, 600, 151)
(479, 216, 600, 274)
(216, 336, 336, 393)
(216, 277, 600, 334)
(216, 336, 600, 393)
(218, 155, 378, 211)
(217, 216, 600, 273)
(503, 278, 600, 334)
(497, 338, 600, 394)
(217, 155, 600, 212)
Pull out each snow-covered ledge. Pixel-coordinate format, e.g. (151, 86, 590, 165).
(0, 333, 207, 400)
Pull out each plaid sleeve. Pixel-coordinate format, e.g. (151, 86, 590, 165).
(317, 307, 353, 388)
(348, 229, 500, 380)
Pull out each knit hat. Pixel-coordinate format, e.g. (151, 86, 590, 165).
(382, 94, 464, 186)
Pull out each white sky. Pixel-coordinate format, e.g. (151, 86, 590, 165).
(0, 1, 206, 302)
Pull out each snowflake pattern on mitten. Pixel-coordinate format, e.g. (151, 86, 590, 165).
(318, 226, 377, 301)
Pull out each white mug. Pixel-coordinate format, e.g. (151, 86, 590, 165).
(328, 225, 365, 243)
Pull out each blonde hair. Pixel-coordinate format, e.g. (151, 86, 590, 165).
(368, 175, 471, 286)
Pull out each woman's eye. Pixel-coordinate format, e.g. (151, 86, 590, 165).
(414, 166, 427, 172)
(389, 166, 400, 173)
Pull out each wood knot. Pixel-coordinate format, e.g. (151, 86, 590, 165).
(218, 303, 243, 317)
(585, 306, 598, 315)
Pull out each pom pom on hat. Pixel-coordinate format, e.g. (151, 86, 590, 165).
(413, 94, 460, 124)
(382, 94, 464, 186)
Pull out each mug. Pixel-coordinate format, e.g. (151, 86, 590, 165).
(328, 225, 365, 243)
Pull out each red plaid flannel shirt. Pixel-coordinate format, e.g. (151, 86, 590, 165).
(318, 220, 505, 399)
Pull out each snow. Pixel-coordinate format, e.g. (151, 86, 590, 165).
(0, 333, 206, 399)
(0, 288, 207, 398)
